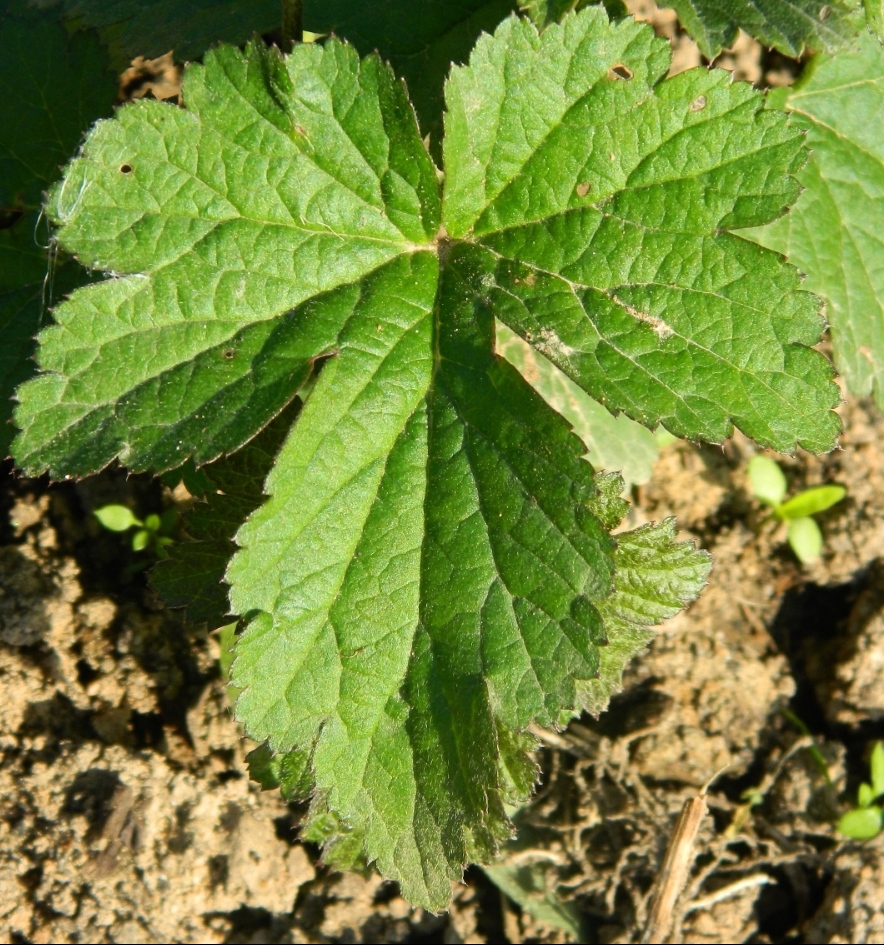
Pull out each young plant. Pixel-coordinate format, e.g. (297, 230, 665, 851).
(3, 0, 856, 910)
(838, 742, 884, 840)
(94, 504, 176, 556)
(748, 455, 846, 563)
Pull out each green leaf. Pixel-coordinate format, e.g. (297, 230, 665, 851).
(443, 12, 839, 454)
(94, 504, 139, 531)
(871, 742, 884, 799)
(1, 6, 114, 208)
(838, 805, 884, 840)
(483, 857, 583, 939)
(581, 516, 711, 715)
(778, 484, 846, 519)
(497, 323, 659, 489)
(13, 11, 835, 909)
(748, 34, 884, 410)
(658, 0, 864, 59)
(32, 0, 282, 65)
(748, 455, 788, 507)
(859, 781, 875, 808)
(787, 515, 823, 563)
(0, 2, 115, 458)
(246, 741, 283, 790)
(247, 740, 314, 800)
(150, 403, 299, 627)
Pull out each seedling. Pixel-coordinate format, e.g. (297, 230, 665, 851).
(747, 456, 846, 564)
(94, 504, 176, 558)
(838, 742, 884, 840)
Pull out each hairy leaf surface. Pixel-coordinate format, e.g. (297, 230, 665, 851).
(14, 9, 836, 907)
(749, 33, 884, 408)
(659, 0, 869, 58)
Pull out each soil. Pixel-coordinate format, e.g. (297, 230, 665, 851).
(4, 7, 884, 945)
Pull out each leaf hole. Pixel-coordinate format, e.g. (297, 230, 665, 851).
(576, 182, 591, 197)
(608, 63, 634, 81)
(690, 95, 707, 112)
(119, 164, 133, 174)
(222, 348, 236, 360)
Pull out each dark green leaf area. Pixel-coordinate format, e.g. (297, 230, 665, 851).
(523, 0, 627, 26)
(247, 741, 314, 802)
(150, 403, 298, 626)
(1, 219, 49, 460)
(13, 39, 440, 477)
(443, 11, 840, 453)
(32, 0, 281, 66)
(37, 0, 519, 143)
(0, 220, 93, 459)
(660, 0, 863, 58)
(0, 4, 114, 458)
(1, 4, 116, 208)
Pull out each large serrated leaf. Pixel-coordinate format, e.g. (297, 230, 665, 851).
(13, 10, 836, 908)
(748, 33, 884, 409)
(659, 0, 868, 59)
(0, 1, 115, 458)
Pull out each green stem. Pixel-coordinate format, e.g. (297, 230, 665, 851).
(281, 0, 303, 49)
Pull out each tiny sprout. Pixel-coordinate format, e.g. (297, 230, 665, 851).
(747, 455, 846, 564)
(838, 742, 884, 840)
(94, 504, 176, 558)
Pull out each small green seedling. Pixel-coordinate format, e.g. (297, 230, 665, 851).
(93, 504, 176, 558)
(838, 742, 884, 840)
(747, 455, 846, 564)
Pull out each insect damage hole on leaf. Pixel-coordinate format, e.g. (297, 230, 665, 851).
(609, 62, 634, 80)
